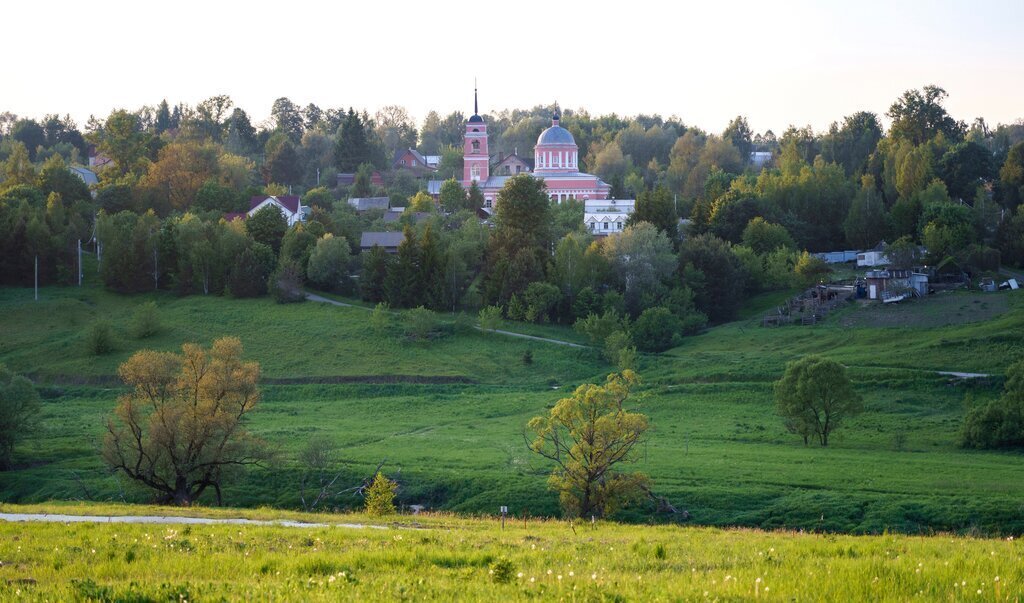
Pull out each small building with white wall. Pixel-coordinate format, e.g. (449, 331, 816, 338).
(584, 199, 635, 236)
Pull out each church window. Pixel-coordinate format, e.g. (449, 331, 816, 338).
(485, 197, 492, 208)
(472, 141, 480, 153)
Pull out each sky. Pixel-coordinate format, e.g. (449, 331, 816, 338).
(5, 0, 1023, 135)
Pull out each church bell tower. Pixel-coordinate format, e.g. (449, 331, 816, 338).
(463, 84, 489, 185)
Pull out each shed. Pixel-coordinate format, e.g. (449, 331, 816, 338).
(348, 197, 391, 212)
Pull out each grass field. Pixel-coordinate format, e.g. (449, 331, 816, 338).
(2, 282, 1024, 534)
(0, 503, 1021, 601)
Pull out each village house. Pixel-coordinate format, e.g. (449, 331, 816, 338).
(225, 195, 307, 226)
(337, 171, 385, 187)
(492, 151, 533, 176)
(584, 199, 635, 236)
(348, 197, 390, 213)
(360, 231, 405, 253)
(392, 148, 439, 175)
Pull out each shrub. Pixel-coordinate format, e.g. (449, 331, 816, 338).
(522, 350, 533, 365)
(603, 330, 634, 365)
(370, 302, 391, 335)
(631, 307, 682, 352)
(574, 310, 623, 346)
(269, 259, 305, 304)
(489, 558, 516, 584)
(961, 361, 1024, 449)
(365, 472, 397, 516)
(85, 320, 115, 355)
(404, 306, 438, 341)
(128, 302, 160, 339)
(478, 305, 503, 331)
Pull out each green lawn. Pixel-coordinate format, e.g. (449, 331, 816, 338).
(0, 503, 1021, 601)
(2, 284, 1024, 534)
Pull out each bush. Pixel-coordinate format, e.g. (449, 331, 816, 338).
(478, 305, 503, 331)
(85, 320, 115, 355)
(128, 302, 160, 339)
(404, 306, 438, 341)
(603, 330, 634, 365)
(961, 361, 1024, 449)
(370, 302, 391, 335)
(632, 307, 682, 353)
(489, 558, 516, 584)
(522, 350, 533, 365)
(365, 472, 397, 516)
(269, 259, 305, 304)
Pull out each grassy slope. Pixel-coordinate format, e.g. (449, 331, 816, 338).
(0, 503, 1020, 601)
(1, 284, 1024, 533)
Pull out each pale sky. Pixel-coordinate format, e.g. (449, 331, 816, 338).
(5, 0, 1023, 135)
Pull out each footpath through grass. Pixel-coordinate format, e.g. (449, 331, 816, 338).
(0, 503, 1020, 601)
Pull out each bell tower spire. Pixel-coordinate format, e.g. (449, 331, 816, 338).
(463, 81, 488, 185)
(474, 79, 478, 116)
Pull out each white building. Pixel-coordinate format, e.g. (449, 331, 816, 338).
(857, 250, 890, 268)
(584, 199, 635, 236)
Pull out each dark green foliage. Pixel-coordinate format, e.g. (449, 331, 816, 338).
(708, 194, 762, 244)
(279, 223, 318, 275)
(998, 142, 1024, 210)
(939, 141, 992, 201)
(820, 112, 883, 177)
(628, 187, 677, 238)
(631, 306, 682, 352)
(517, 281, 562, 323)
(262, 134, 301, 185)
(678, 234, 745, 323)
(85, 320, 116, 355)
(384, 227, 421, 308)
(11, 119, 46, 160)
(194, 180, 243, 213)
(269, 259, 304, 303)
(483, 175, 551, 306)
(361, 245, 392, 303)
(741, 217, 795, 255)
(335, 110, 382, 171)
(128, 301, 161, 339)
(246, 205, 288, 254)
(229, 242, 275, 298)
(439, 178, 467, 213)
(961, 360, 1024, 449)
(0, 364, 41, 470)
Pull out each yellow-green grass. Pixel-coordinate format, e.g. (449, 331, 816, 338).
(0, 503, 1021, 601)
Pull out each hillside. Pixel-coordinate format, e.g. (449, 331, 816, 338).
(1, 284, 1024, 533)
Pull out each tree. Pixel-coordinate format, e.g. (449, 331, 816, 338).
(678, 234, 745, 323)
(602, 222, 675, 313)
(11, 119, 45, 161)
(483, 175, 551, 306)
(262, 134, 301, 185)
(335, 109, 381, 171)
(246, 205, 288, 253)
(307, 234, 350, 291)
(741, 217, 795, 255)
(360, 245, 392, 302)
(844, 175, 888, 249)
(438, 178, 467, 213)
(627, 187, 677, 237)
(142, 142, 220, 210)
(793, 251, 831, 287)
(887, 85, 966, 145)
(407, 191, 435, 213)
(228, 242, 275, 298)
(961, 359, 1024, 449)
(96, 110, 153, 175)
(102, 338, 266, 505)
(999, 142, 1024, 210)
(364, 472, 397, 516)
(939, 141, 993, 201)
(774, 356, 862, 447)
(0, 365, 42, 470)
(722, 115, 753, 161)
(269, 259, 305, 303)
(384, 226, 421, 307)
(528, 371, 650, 518)
(271, 97, 305, 142)
(820, 112, 883, 177)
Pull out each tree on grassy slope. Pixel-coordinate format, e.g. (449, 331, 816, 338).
(0, 365, 42, 470)
(528, 371, 650, 518)
(774, 356, 862, 447)
(961, 359, 1024, 449)
(102, 337, 267, 505)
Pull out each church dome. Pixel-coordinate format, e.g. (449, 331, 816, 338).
(537, 125, 575, 145)
(468, 114, 484, 123)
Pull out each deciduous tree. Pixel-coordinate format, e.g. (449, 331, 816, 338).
(103, 338, 266, 505)
(774, 356, 862, 447)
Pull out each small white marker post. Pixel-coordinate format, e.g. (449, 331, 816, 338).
(500, 506, 508, 530)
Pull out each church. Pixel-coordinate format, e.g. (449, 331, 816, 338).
(431, 90, 613, 210)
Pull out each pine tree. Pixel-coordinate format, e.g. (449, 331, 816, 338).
(418, 224, 446, 310)
(360, 245, 392, 302)
(384, 226, 421, 307)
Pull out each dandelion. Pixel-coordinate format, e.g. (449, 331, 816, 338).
(547, 569, 552, 575)
(977, 590, 982, 595)
(517, 572, 524, 578)
(530, 577, 535, 583)
(568, 571, 574, 577)
(557, 575, 562, 581)
(591, 573, 597, 580)
(328, 575, 336, 583)
(994, 576, 1000, 582)
(764, 587, 770, 592)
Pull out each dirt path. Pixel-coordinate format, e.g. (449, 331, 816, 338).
(0, 512, 384, 530)
(304, 291, 588, 348)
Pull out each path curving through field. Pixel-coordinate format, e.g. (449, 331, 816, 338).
(0, 512, 385, 530)
(304, 291, 588, 348)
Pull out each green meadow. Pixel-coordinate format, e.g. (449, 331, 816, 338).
(1, 282, 1024, 533)
(0, 503, 1021, 601)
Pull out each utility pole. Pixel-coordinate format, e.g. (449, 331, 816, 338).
(34, 255, 39, 301)
(78, 239, 83, 286)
